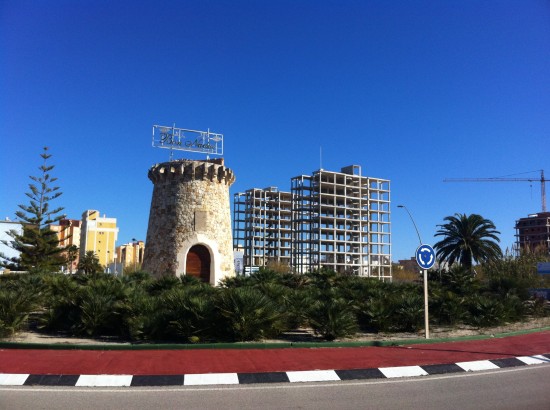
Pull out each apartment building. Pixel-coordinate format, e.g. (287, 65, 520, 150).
(49, 219, 81, 273)
(116, 240, 145, 271)
(79, 210, 119, 267)
(515, 212, 550, 253)
(233, 165, 391, 280)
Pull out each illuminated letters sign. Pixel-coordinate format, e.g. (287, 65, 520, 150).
(152, 124, 223, 155)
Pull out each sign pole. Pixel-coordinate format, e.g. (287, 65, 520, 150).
(398, 206, 434, 340)
(415, 244, 435, 340)
(423, 268, 429, 339)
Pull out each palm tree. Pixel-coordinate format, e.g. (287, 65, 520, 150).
(78, 251, 103, 275)
(66, 245, 79, 274)
(434, 213, 502, 271)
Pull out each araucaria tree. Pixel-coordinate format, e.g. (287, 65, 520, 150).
(434, 213, 502, 271)
(0, 147, 68, 272)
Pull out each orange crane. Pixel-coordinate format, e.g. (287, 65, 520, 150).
(444, 170, 547, 212)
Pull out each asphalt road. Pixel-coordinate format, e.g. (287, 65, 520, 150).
(2, 365, 549, 410)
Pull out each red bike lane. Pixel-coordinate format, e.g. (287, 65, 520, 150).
(1, 331, 549, 376)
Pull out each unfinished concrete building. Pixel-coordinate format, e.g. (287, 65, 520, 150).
(291, 166, 391, 280)
(234, 165, 392, 280)
(233, 187, 293, 269)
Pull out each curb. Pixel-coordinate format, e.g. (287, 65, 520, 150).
(1, 354, 549, 387)
(2, 326, 549, 351)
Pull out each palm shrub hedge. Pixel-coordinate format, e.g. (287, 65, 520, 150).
(216, 286, 285, 341)
(464, 294, 506, 327)
(40, 273, 81, 332)
(393, 291, 424, 332)
(119, 284, 157, 341)
(356, 286, 396, 332)
(305, 293, 358, 340)
(300, 270, 360, 340)
(1, 254, 548, 342)
(429, 286, 467, 326)
(150, 284, 218, 342)
(76, 278, 127, 337)
(0, 274, 44, 337)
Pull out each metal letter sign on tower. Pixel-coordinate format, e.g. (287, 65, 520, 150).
(152, 124, 224, 161)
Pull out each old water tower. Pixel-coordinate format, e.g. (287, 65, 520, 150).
(142, 125, 235, 284)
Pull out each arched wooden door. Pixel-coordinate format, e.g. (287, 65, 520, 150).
(186, 245, 211, 283)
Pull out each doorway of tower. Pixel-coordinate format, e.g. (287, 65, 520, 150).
(186, 245, 211, 283)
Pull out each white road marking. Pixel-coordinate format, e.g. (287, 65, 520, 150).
(75, 375, 133, 387)
(0, 373, 29, 386)
(286, 370, 340, 382)
(184, 373, 240, 385)
(456, 360, 500, 372)
(516, 355, 550, 365)
(379, 366, 428, 378)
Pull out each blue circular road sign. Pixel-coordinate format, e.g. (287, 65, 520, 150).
(416, 244, 436, 269)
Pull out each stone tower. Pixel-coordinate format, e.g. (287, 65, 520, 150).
(142, 158, 236, 284)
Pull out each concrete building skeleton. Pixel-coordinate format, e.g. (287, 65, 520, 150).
(233, 187, 293, 269)
(233, 165, 392, 280)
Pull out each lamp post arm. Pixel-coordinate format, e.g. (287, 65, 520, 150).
(398, 205, 423, 245)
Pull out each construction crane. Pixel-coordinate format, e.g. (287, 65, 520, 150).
(444, 170, 547, 212)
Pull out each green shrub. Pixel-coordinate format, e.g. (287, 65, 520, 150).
(122, 270, 152, 285)
(358, 297, 394, 332)
(0, 274, 44, 337)
(40, 273, 80, 331)
(440, 266, 479, 296)
(500, 292, 527, 322)
(429, 286, 467, 326)
(156, 285, 218, 342)
(281, 288, 311, 329)
(217, 275, 253, 288)
(482, 249, 547, 300)
(216, 287, 284, 341)
(0, 288, 35, 337)
(119, 286, 157, 341)
(75, 278, 128, 336)
(526, 297, 549, 317)
(146, 275, 182, 296)
(306, 296, 358, 341)
(465, 294, 506, 327)
(394, 292, 424, 332)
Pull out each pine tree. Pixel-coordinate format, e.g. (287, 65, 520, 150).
(0, 147, 68, 272)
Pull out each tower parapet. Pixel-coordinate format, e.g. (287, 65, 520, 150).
(147, 158, 235, 185)
(142, 158, 236, 284)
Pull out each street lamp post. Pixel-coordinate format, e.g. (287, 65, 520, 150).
(397, 205, 422, 246)
(397, 204, 430, 339)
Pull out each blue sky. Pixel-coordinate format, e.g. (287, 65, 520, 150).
(1, 1, 549, 262)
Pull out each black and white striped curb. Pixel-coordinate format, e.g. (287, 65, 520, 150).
(1, 354, 549, 387)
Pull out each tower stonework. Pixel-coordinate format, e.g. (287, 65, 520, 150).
(142, 158, 236, 284)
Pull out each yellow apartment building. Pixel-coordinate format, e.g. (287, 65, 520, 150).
(49, 219, 81, 273)
(116, 240, 145, 272)
(79, 210, 119, 268)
